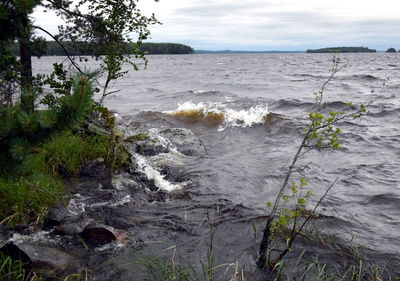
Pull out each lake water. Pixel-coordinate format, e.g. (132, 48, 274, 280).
(34, 53, 400, 278)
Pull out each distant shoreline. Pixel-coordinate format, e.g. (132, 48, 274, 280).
(194, 49, 387, 54)
(195, 50, 304, 54)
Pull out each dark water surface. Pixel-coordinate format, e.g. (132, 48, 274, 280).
(34, 53, 400, 279)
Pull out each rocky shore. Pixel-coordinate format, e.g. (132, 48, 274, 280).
(0, 119, 216, 279)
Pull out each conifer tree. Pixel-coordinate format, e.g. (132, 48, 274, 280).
(0, 76, 94, 168)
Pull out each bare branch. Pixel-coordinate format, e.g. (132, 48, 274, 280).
(32, 25, 83, 75)
(105, 89, 121, 96)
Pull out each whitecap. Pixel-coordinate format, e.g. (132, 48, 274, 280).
(165, 101, 269, 131)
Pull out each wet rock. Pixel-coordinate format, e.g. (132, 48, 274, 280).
(54, 223, 83, 236)
(127, 216, 158, 224)
(0, 231, 7, 248)
(148, 190, 168, 202)
(112, 173, 140, 190)
(81, 223, 128, 245)
(114, 229, 129, 244)
(124, 126, 205, 157)
(159, 165, 191, 183)
(85, 122, 110, 136)
(45, 204, 69, 227)
(134, 141, 169, 156)
(80, 158, 112, 188)
(80, 157, 107, 178)
(160, 128, 206, 156)
(1, 242, 79, 277)
(104, 217, 136, 229)
(126, 168, 158, 191)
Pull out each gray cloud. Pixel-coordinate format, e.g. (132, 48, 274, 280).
(175, 0, 282, 17)
(32, 0, 400, 50)
(153, 1, 400, 50)
(36, 0, 400, 51)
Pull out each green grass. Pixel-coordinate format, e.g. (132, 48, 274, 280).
(0, 130, 129, 225)
(136, 254, 200, 281)
(272, 253, 398, 281)
(22, 132, 112, 175)
(0, 174, 63, 224)
(0, 252, 36, 281)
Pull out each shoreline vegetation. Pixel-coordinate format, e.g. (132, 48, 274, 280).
(306, 46, 376, 53)
(8, 42, 398, 56)
(9, 41, 195, 56)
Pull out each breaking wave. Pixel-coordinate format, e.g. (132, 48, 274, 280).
(164, 101, 269, 131)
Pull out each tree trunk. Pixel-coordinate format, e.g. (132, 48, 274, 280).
(20, 39, 32, 89)
(19, 10, 33, 111)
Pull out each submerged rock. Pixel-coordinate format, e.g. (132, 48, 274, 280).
(160, 128, 206, 157)
(123, 124, 206, 157)
(1, 242, 79, 277)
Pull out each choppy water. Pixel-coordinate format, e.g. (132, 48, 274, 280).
(33, 53, 400, 278)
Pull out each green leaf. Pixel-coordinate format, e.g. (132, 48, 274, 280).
(298, 197, 306, 205)
(299, 177, 307, 187)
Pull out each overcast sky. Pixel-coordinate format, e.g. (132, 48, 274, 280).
(33, 0, 400, 51)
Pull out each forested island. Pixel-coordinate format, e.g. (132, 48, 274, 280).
(386, 47, 397, 53)
(9, 41, 194, 56)
(306, 47, 376, 53)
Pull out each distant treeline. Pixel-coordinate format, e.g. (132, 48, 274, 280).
(306, 47, 376, 53)
(140, 43, 194, 54)
(195, 50, 304, 54)
(9, 41, 194, 56)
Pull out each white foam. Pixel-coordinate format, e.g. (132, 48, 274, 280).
(9, 230, 52, 244)
(111, 195, 131, 207)
(95, 241, 124, 252)
(219, 104, 269, 131)
(148, 128, 175, 150)
(89, 195, 132, 208)
(167, 101, 221, 113)
(67, 193, 88, 216)
(134, 154, 189, 192)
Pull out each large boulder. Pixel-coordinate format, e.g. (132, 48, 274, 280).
(1, 242, 79, 277)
